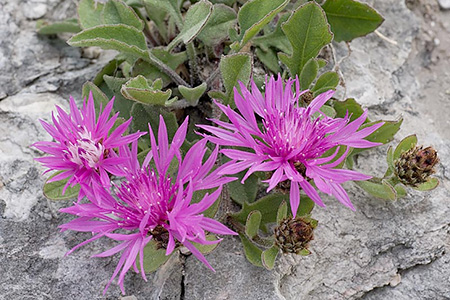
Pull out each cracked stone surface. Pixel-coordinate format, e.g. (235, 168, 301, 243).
(1, 0, 449, 299)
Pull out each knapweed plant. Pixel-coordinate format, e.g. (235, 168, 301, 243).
(35, 0, 439, 294)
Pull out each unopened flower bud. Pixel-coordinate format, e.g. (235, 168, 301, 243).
(394, 146, 439, 187)
(300, 91, 314, 105)
(274, 217, 316, 254)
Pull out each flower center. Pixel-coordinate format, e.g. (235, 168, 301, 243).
(66, 127, 105, 169)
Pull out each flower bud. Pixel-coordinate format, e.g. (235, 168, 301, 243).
(394, 146, 439, 187)
(300, 91, 314, 105)
(274, 217, 316, 254)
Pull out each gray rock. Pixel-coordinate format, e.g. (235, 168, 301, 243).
(438, 0, 450, 10)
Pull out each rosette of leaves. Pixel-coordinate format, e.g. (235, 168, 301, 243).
(38, 0, 439, 272)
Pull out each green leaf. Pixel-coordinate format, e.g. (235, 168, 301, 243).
(130, 103, 179, 142)
(245, 210, 262, 239)
(393, 134, 417, 160)
(300, 58, 319, 90)
(228, 171, 260, 205)
(131, 48, 187, 86)
(68, 24, 148, 61)
(352, 118, 403, 155)
(261, 246, 279, 270)
(239, 233, 263, 267)
(253, 13, 291, 54)
(102, 0, 144, 30)
(235, 0, 289, 50)
(141, 240, 171, 273)
(208, 90, 227, 101)
(232, 193, 288, 232)
(219, 53, 253, 107)
(179, 83, 207, 106)
(298, 248, 311, 256)
(37, 18, 81, 35)
(312, 71, 340, 96)
(197, 4, 237, 46)
(191, 235, 221, 254)
(279, 2, 333, 76)
(141, 0, 169, 42)
(356, 179, 396, 200)
(385, 146, 394, 177)
(394, 184, 407, 198)
(332, 98, 366, 122)
(167, 0, 213, 50)
(103, 75, 135, 118)
(43, 172, 80, 201)
(255, 48, 281, 73)
(319, 105, 336, 118)
(121, 76, 172, 106)
(93, 57, 126, 86)
(322, 0, 384, 42)
(82, 81, 112, 117)
(78, 0, 105, 29)
(413, 177, 439, 191)
(276, 200, 288, 223)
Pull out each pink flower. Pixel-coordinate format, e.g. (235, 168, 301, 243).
(33, 92, 145, 193)
(60, 116, 237, 294)
(199, 76, 383, 216)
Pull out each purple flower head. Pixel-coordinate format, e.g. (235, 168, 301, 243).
(33, 91, 145, 194)
(59, 116, 237, 294)
(199, 75, 384, 216)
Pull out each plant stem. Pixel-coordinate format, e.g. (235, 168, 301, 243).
(186, 42, 197, 86)
(227, 216, 274, 248)
(147, 53, 191, 88)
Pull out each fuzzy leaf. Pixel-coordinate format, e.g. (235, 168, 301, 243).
(322, 0, 384, 42)
(255, 48, 281, 73)
(394, 184, 407, 198)
(43, 172, 80, 201)
(393, 134, 417, 160)
(235, 0, 289, 50)
(239, 233, 263, 267)
(167, 0, 213, 50)
(37, 18, 81, 35)
(312, 71, 340, 96)
(191, 235, 221, 254)
(261, 245, 279, 270)
(413, 178, 439, 191)
(245, 211, 262, 239)
(103, 75, 134, 118)
(332, 98, 366, 122)
(279, 2, 333, 76)
(78, 0, 104, 29)
(228, 171, 260, 205)
(300, 58, 319, 90)
(197, 4, 237, 46)
(121, 76, 172, 106)
(232, 193, 314, 232)
(385, 146, 394, 177)
(356, 179, 396, 200)
(130, 103, 179, 143)
(179, 83, 207, 106)
(141, 0, 169, 42)
(68, 24, 149, 60)
(102, 0, 144, 30)
(132, 49, 187, 86)
(82, 82, 112, 117)
(219, 53, 253, 107)
(276, 200, 288, 223)
(93, 58, 125, 86)
(253, 13, 291, 54)
(352, 118, 403, 155)
(141, 239, 171, 272)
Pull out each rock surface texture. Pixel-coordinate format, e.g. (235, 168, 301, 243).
(0, 0, 449, 299)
